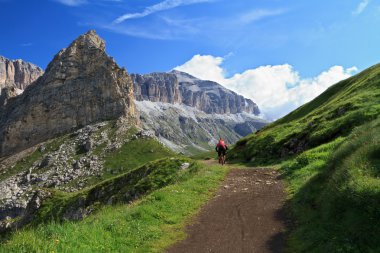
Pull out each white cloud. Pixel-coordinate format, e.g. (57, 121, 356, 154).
(113, 0, 213, 24)
(239, 9, 286, 24)
(54, 0, 123, 6)
(174, 54, 226, 83)
(174, 55, 358, 120)
(353, 0, 370, 15)
(101, 7, 286, 40)
(54, 0, 87, 6)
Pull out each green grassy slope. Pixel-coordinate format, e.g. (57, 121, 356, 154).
(32, 157, 196, 224)
(0, 161, 228, 253)
(282, 118, 380, 252)
(84, 138, 175, 186)
(0, 127, 230, 252)
(230, 64, 380, 162)
(228, 62, 380, 252)
(0, 125, 175, 188)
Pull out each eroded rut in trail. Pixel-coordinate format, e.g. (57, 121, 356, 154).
(167, 167, 286, 253)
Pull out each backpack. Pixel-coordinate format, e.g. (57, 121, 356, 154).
(217, 140, 227, 151)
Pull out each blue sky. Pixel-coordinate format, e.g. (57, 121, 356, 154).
(1, 0, 379, 118)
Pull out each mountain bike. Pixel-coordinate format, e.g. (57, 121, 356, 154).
(219, 153, 226, 165)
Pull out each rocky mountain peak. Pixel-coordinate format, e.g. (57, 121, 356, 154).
(81, 30, 105, 50)
(66, 30, 106, 54)
(0, 30, 136, 158)
(43, 30, 108, 83)
(169, 70, 197, 82)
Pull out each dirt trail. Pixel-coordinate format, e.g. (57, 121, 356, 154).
(167, 164, 286, 253)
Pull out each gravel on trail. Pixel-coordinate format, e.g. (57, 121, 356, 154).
(167, 167, 286, 253)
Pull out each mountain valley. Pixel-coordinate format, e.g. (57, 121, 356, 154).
(0, 29, 379, 253)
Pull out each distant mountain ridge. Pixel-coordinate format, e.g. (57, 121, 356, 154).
(0, 30, 267, 158)
(0, 30, 266, 237)
(132, 70, 260, 115)
(0, 56, 43, 93)
(131, 70, 266, 154)
(136, 100, 267, 154)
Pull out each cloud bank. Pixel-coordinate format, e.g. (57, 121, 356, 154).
(175, 55, 358, 120)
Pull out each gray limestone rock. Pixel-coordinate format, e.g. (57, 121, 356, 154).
(132, 72, 181, 104)
(135, 100, 268, 154)
(0, 30, 136, 158)
(132, 70, 260, 115)
(83, 138, 93, 153)
(39, 155, 55, 168)
(0, 56, 44, 93)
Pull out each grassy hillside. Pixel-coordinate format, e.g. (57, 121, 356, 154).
(227, 62, 380, 252)
(0, 123, 230, 252)
(32, 157, 196, 224)
(84, 137, 175, 187)
(0, 160, 228, 252)
(282, 118, 380, 252)
(230, 64, 380, 162)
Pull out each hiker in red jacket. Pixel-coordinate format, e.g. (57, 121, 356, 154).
(215, 138, 228, 165)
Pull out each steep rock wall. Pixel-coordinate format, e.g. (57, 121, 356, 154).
(0, 30, 136, 158)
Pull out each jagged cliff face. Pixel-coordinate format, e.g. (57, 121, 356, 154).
(0, 56, 43, 92)
(132, 70, 260, 115)
(132, 70, 267, 154)
(133, 72, 182, 104)
(0, 30, 136, 158)
(136, 101, 268, 154)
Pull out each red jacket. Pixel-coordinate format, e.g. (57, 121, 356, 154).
(216, 140, 227, 151)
